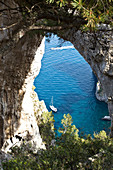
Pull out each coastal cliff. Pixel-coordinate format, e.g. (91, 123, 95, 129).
(2, 37, 47, 152)
(0, 0, 48, 150)
(0, 33, 47, 151)
(59, 27, 113, 135)
(0, 0, 113, 151)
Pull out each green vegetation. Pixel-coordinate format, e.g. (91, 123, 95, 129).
(47, 0, 113, 30)
(12, 0, 113, 34)
(38, 111, 55, 149)
(0, 1, 112, 34)
(2, 112, 113, 170)
(1, 1, 113, 169)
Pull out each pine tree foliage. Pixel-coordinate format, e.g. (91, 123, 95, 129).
(1, 0, 112, 33)
(46, 0, 113, 30)
(2, 113, 113, 170)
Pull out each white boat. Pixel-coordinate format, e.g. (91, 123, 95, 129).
(49, 96, 57, 112)
(102, 116, 111, 121)
(51, 46, 74, 50)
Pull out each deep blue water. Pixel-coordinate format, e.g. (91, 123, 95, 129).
(34, 35, 110, 136)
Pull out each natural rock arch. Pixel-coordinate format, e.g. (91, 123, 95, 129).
(0, 0, 113, 150)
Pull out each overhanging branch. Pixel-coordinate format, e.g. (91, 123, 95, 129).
(0, 22, 19, 31)
(28, 24, 73, 31)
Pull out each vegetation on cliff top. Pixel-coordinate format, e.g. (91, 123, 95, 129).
(0, 0, 113, 33)
(2, 113, 113, 169)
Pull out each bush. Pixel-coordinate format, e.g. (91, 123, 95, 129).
(2, 113, 113, 170)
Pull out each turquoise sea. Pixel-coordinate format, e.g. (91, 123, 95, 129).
(34, 34, 110, 136)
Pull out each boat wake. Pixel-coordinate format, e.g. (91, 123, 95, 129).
(51, 46, 74, 50)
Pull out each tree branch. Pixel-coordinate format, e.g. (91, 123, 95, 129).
(0, 22, 19, 31)
(28, 25, 73, 31)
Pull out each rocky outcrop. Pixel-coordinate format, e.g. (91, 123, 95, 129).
(0, 149, 12, 169)
(0, 0, 48, 150)
(0, 33, 47, 151)
(0, 0, 113, 150)
(59, 26, 113, 135)
(1, 37, 47, 152)
(95, 81, 107, 102)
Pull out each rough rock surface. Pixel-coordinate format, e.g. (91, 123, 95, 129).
(0, 149, 12, 169)
(95, 81, 108, 102)
(59, 27, 113, 135)
(1, 37, 47, 152)
(59, 29, 113, 101)
(0, 0, 113, 150)
(0, 34, 47, 151)
(0, 0, 47, 150)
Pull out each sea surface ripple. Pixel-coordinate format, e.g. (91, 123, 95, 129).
(34, 35, 110, 136)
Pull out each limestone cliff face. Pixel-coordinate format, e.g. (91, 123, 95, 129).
(59, 27, 113, 135)
(0, 34, 47, 151)
(0, 0, 47, 150)
(1, 0, 113, 149)
(61, 27, 113, 105)
(95, 81, 108, 102)
(2, 37, 47, 152)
